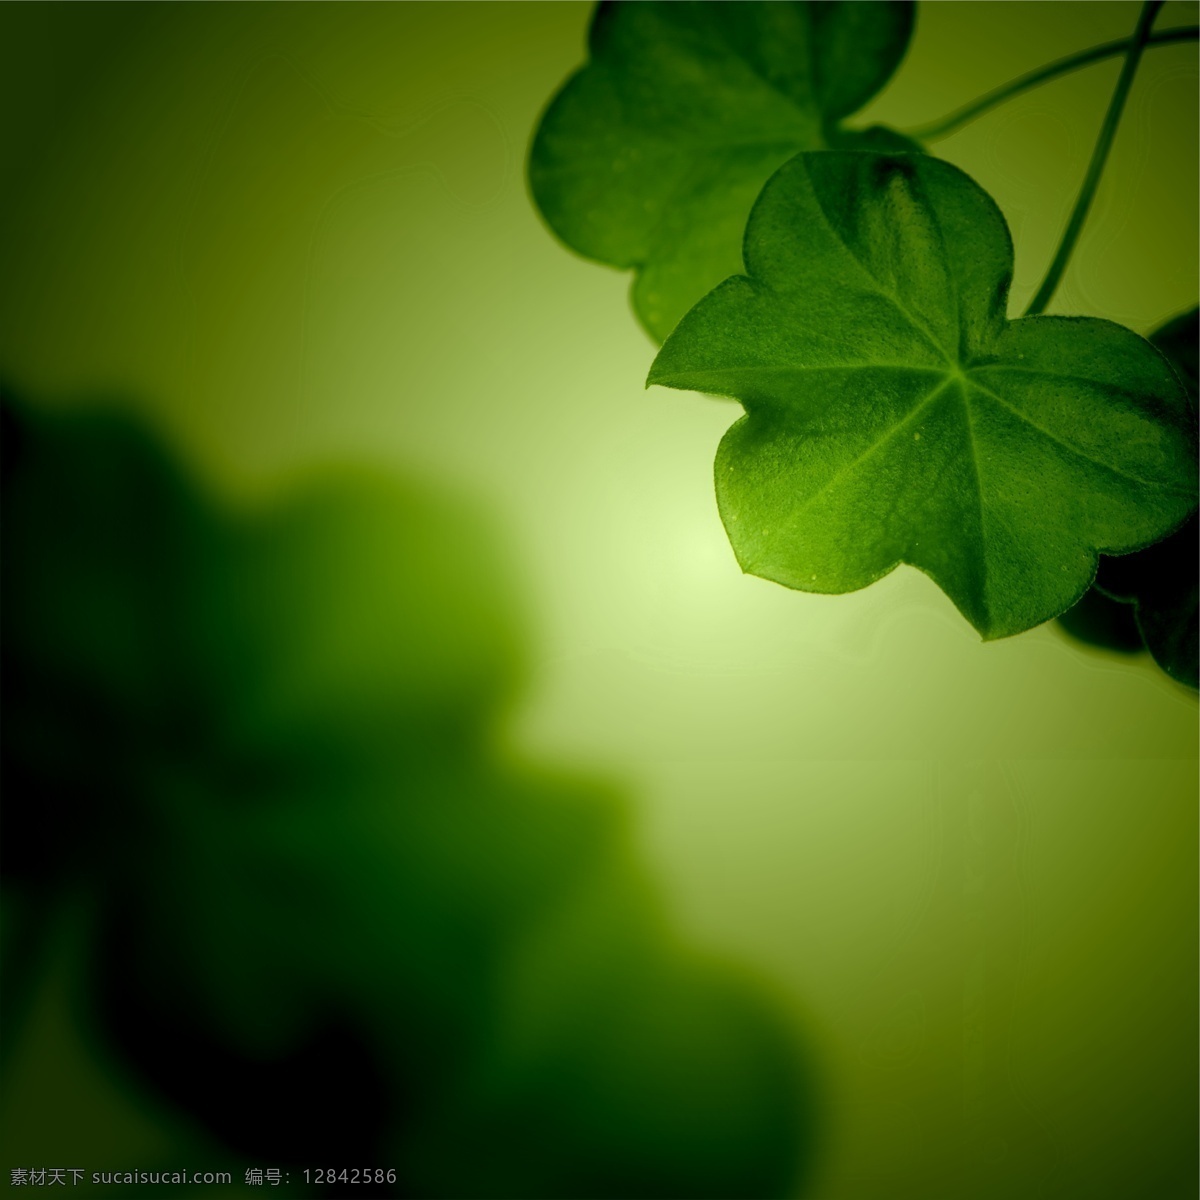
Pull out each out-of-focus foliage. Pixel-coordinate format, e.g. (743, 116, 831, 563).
(1, 393, 811, 1197)
(1059, 307, 1199, 687)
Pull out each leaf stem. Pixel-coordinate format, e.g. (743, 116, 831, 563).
(905, 24, 1195, 143)
(1024, 1, 1164, 318)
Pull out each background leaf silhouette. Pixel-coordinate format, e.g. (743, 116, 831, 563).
(1, 393, 812, 1198)
(1061, 307, 1199, 687)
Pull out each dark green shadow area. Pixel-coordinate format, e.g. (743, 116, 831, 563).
(1056, 307, 1199, 688)
(1, 392, 815, 1198)
(1055, 586, 1145, 655)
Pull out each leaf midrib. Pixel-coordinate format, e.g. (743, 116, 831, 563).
(743, 370, 991, 626)
(795, 156, 957, 368)
(692, 5, 826, 130)
(959, 382, 991, 627)
(585, 9, 842, 173)
(592, 16, 824, 154)
(775, 373, 959, 525)
(966, 375, 1192, 493)
(974, 361, 1174, 392)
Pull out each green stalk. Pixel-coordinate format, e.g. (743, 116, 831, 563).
(906, 25, 1196, 143)
(1025, 1, 1164, 318)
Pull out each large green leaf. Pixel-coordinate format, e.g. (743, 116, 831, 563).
(1086, 308, 1198, 687)
(649, 152, 1198, 640)
(529, 0, 916, 342)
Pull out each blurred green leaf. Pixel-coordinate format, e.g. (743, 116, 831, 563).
(2, 394, 811, 1196)
(648, 152, 1197, 640)
(529, 0, 917, 341)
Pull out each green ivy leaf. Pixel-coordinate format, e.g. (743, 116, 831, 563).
(649, 152, 1198, 640)
(529, 0, 917, 342)
(1086, 308, 1198, 687)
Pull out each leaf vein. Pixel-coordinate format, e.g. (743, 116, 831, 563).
(959, 383, 991, 626)
(966, 377, 1190, 492)
(796, 156, 956, 366)
(777, 373, 958, 524)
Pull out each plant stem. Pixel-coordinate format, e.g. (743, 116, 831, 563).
(906, 25, 1196, 143)
(1024, 1, 1164, 318)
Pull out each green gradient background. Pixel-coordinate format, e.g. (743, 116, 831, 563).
(1, 3, 1197, 1198)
